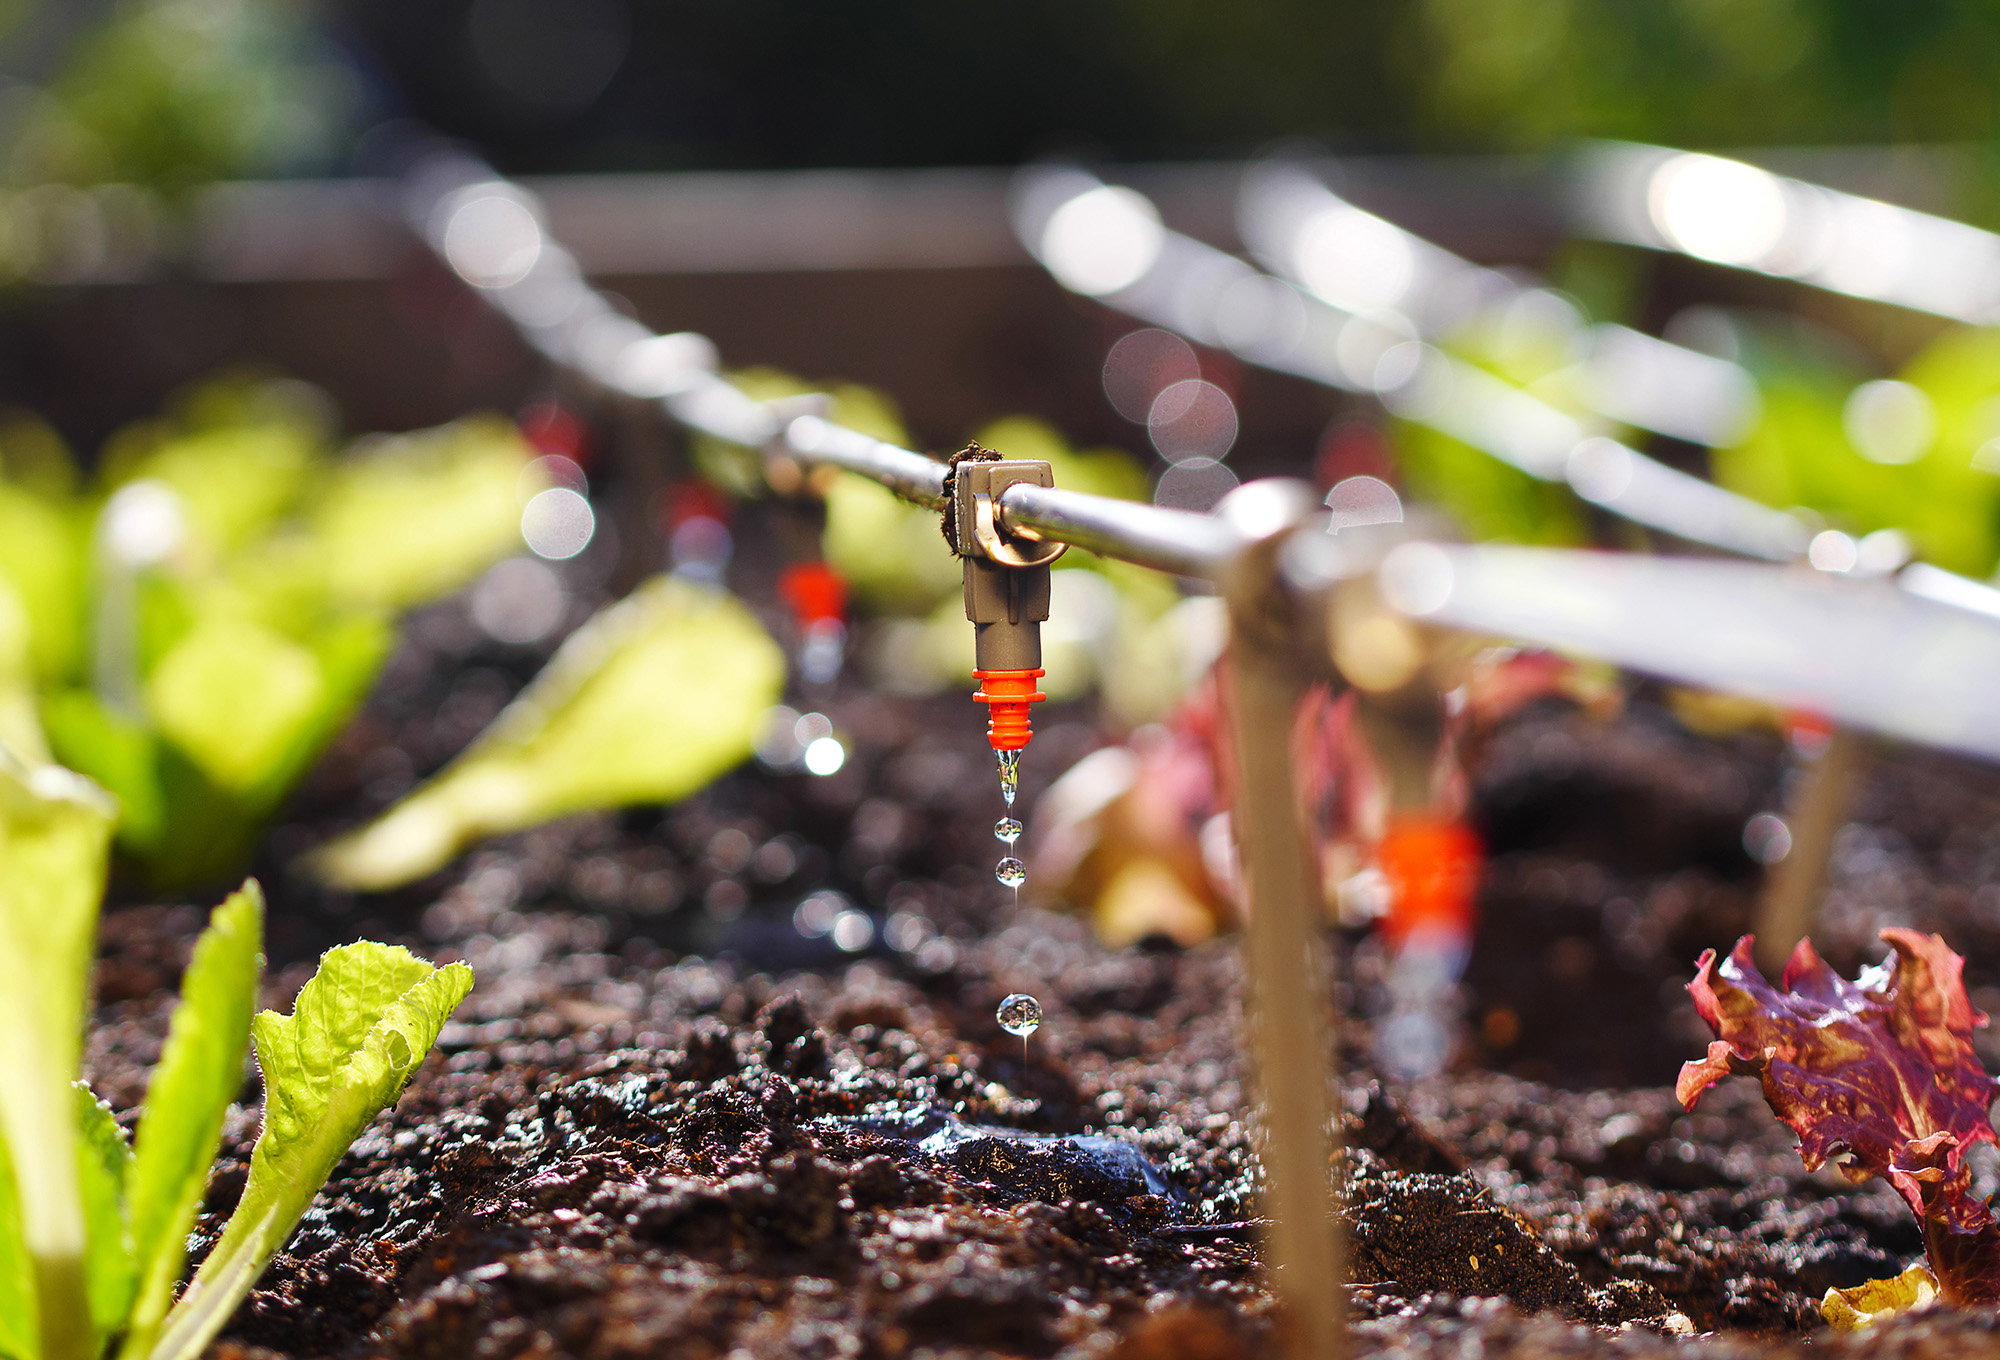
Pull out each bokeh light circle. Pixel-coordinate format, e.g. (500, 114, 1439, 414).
(1040, 186, 1163, 296)
(520, 487, 595, 559)
(1147, 379, 1238, 462)
(442, 190, 543, 288)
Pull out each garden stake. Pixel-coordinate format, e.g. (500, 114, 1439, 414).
(1752, 726, 1871, 975)
(1217, 482, 1344, 1360)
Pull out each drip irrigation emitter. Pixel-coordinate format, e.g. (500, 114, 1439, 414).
(1323, 536, 1483, 1077)
(401, 142, 2000, 1360)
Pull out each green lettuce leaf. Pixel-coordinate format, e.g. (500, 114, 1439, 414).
(106, 424, 314, 560)
(307, 416, 532, 611)
(149, 944, 472, 1360)
(116, 883, 261, 1360)
(0, 483, 85, 684)
(144, 618, 325, 795)
(47, 611, 389, 889)
(0, 578, 47, 763)
(73, 1086, 133, 1339)
(0, 749, 116, 1360)
(313, 577, 783, 889)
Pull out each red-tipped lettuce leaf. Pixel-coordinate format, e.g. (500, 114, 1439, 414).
(1679, 930, 2000, 1304)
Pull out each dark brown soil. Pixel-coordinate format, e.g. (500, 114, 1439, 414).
(77, 583, 2000, 1358)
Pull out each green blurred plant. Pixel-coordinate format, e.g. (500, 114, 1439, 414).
(1386, 421, 1587, 546)
(1408, 0, 2000, 161)
(5, 0, 356, 195)
(313, 575, 787, 891)
(0, 747, 471, 1360)
(1384, 298, 1591, 547)
(0, 374, 536, 887)
(1384, 290, 2000, 572)
(1714, 320, 2000, 576)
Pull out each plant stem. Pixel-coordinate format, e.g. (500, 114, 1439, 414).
(33, 1251, 93, 1360)
(147, 1203, 282, 1360)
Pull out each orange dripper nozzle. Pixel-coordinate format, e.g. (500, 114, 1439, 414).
(973, 668, 1046, 752)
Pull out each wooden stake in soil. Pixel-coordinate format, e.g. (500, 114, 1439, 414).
(1753, 727, 1869, 976)
(1217, 483, 1343, 1360)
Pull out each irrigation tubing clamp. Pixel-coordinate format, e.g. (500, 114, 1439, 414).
(942, 443, 1064, 754)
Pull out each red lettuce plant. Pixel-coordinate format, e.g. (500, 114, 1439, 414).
(1679, 930, 2000, 1304)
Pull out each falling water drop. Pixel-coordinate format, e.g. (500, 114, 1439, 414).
(997, 991, 1041, 1063)
(994, 816, 1022, 845)
(995, 857, 1026, 890)
(997, 748, 1020, 807)
(996, 992, 1041, 1036)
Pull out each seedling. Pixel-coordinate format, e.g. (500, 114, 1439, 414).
(1679, 930, 2000, 1321)
(0, 747, 473, 1360)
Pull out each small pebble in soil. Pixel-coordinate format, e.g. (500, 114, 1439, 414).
(994, 816, 1022, 845)
(996, 993, 1042, 1038)
(995, 857, 1026, 890)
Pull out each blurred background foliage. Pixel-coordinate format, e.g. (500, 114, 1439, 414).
(0, 0, 354, 191)
(0, 0, 1996, 193)
(0, 371, 538, 887)
(330, 0, 2000, 173)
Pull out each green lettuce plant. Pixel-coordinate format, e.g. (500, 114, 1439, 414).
(0, 377, 538, 887)
(1712, 320, 2000, 577)
(0, 747, 474, 1360)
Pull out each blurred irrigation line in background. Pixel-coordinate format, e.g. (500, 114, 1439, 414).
(1019, 153, 2000, 971)
(391, 141, 2000, 1360)
(1013, 164, 1813, 562)
(1017, 161, 2000, 617)
(1575, 142, 2000, 327)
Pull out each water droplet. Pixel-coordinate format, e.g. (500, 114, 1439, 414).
(997, 992, 1042, 1038)
(994, 816, 1022, 845)
(997, 748, 1020, 807)
(995, 857, 1026, 889)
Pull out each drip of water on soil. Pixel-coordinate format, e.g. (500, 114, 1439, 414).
(994, 817, 1022, 845)
(997, 749, 1019, 806)
(996, 857, 1026, 890)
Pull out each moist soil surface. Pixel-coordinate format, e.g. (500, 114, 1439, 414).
(78, 587, 2000, 1358)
